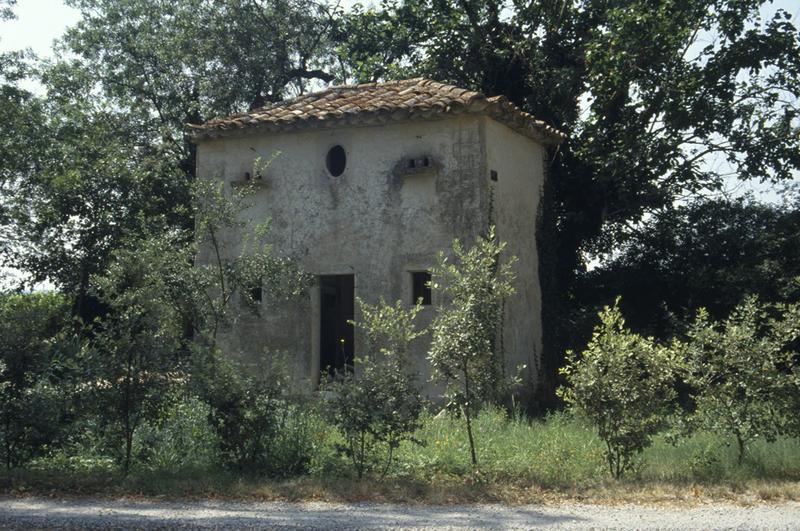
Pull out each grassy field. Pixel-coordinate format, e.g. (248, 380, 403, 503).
(2, 409, 799, 505)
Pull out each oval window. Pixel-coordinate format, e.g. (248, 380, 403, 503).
(326, 145, 346, 177)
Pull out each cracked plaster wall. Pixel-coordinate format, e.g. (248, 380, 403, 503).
(195, 114, 543, 398)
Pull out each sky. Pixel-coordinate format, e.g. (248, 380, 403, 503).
(0, 0, 81, 56)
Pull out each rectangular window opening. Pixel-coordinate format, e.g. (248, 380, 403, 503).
(411, 271, 432, 305)
(248, 285, 263, 303)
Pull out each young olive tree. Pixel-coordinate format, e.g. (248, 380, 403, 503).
(559, 299, 678, 478)
(427, 227, 516, 466)
(323, 297, 425, 478)
(684, 296, 800, 464)
(185, 172, 306, 350)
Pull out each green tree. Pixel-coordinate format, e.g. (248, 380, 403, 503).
(683, 296, 800, 465)
(86, 236, 184, 475)
(79, 173, 307, 474)
(578, 192, 800, 339)
(3, 97, 187, 317)
(0, 5, 47, 272)
(182, 177, 309, 349)
(60, 0, 338, 181)
(151, 178, 308, 471)
(3, 0, 336, 315)
(559, 299, 678, 478)
(428, 227, 516, 466)
(0, 292, 70, 468)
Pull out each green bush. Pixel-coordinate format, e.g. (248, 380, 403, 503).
(0, 291, 70, 469)
(559, 298, 678, 478)
(322, 297, 425, 478)
(200, 351, 315, 476)
(683, 297, 800, 464)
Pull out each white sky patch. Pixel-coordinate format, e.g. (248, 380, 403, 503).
(0, 0, 81, 55)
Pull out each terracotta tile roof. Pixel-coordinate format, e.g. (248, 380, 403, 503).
(188, 78, 566, 145)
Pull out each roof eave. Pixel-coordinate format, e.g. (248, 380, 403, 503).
(187, 107, 566, 145)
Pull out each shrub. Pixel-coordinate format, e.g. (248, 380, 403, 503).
(0, 291, 70, 468)
(683, 297, 800, 464)
(199, 350, 312, 475)
(559, 299, 678, 478)
(133, 395, 219, 470)
(428, 226, 517, 466)
(322, 297, 425, 478)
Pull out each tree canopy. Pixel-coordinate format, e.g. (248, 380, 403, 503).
(579, 191, 800, 338)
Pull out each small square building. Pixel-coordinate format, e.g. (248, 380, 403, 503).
(190, 78, 565, 397)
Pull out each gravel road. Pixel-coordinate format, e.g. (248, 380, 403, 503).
(1, 497, 798, 530)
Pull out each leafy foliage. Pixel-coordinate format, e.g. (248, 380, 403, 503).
(428, 227, 516, 465)
(579, 193, 800, 339)
(322, 297, 425, 478)
(0, 292, 70, 468)
(559, 299, 678, 478)
(201, 353, 304, 474)
(682, 296, 800, 464)
(2, 0, 334, 313)
(86, 238, 184, 475)
(186, 178, 309, 347)
(132, 395, 220, 471)
(2, 61, 189, 313)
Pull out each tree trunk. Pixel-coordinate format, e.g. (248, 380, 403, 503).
(464, 404, 478, 466)
(463, 362, 478, 466)
(461, 359, 478, 466)
(736, 433, 745, 466)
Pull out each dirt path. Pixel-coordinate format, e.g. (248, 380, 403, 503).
(1, 496, 798, 529)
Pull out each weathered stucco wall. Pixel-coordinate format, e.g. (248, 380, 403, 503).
(483, 117, 546, 397)
(196, 116, 491, 398)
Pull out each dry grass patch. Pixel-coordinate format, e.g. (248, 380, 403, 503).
(3, 468, 799, 507)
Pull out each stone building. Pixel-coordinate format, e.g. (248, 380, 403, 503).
(189, 78, 565, 397)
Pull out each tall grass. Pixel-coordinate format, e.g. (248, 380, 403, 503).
(392, 407, 800, 487)
(392, 409, 607, 487)
(3, 403, 799, 501)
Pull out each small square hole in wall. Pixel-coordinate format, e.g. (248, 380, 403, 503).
(248, 286, 262, 304)
(407, 156, 430, 169)
(490, 170, 498, 182)
(411, 271, 432, 305)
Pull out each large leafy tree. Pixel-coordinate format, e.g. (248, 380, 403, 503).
(0, 2, 44, 270)
(334, 0, 800, 389)
(579, 191, 800, 339)
(2, 0, 338, 311)
(61, 0, 338, 178)
(2, 61, 188, 315)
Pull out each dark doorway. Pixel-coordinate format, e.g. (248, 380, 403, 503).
(320, 274, 354, 376)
